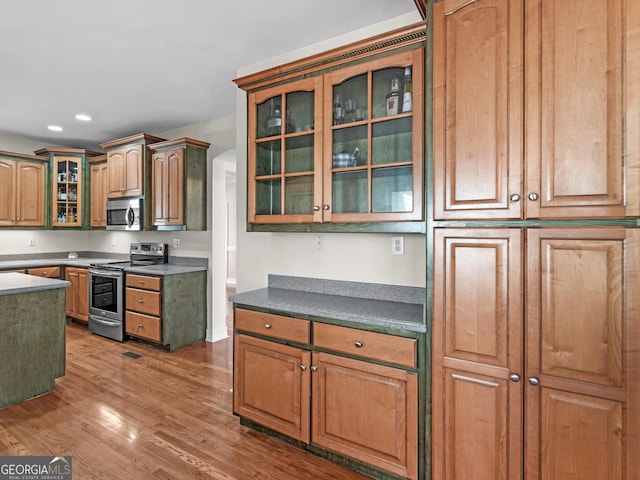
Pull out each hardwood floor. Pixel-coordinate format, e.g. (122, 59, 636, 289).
(0, 323, 369, 480)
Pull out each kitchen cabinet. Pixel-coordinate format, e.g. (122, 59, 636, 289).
(149, 138, 210, 230)
(233, 308, 418, 480)
(35, 148, 101, 229)
(0, 153, 47, 227)
(65, 267, 88, 321)
(89, 155, 108, 228)
(99, 133, 165, 200)
(433, 0, 640, 220)
(236, 23, 426, 232)
(125, 270, 206, 351)
(26, 266, 61, 279)
(432, 227, 640, 480)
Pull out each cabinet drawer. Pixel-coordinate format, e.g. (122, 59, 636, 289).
(27, 266, 60, 278)
(126, 311, 161, 342)
(313, 323, 416, 369)
(126, 288, 161, 316)
(235, 309, 310, 344)
(126, 274, 161, 291)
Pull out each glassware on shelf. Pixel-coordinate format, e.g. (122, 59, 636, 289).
(333, 93, 344, 124)
(385, 75, 401, 116)
(402, 66, 413, 113)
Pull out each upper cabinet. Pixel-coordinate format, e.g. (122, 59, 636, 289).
(34, 148, 101, 229)
(433, 0, 640, 220)
(89, 155, 108, 228)
(236, 23, 426, 232)
(99, 133, 166, 199)
(149, 137, 210, 231)
(0, 151, 47, 227)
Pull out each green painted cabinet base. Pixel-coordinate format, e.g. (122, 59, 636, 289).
(0, 288, 66, 409)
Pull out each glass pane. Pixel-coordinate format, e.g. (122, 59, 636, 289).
(255, 179, 281, 215)
(256, 140, 282, 176)
(332, 125, 368, 168)
(286, 91, 314, 133)
(257, 95, 283, 139)
(372, 67, 406, 119)
(332, 170, 368, 213)
(285, 135, 314, 174)
(333, 73, 368, 125)
(372, 166, 413, 212)
(285, 176, 314, 214)
(372, 117, 413, 165)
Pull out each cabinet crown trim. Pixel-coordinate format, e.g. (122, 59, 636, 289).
(34, 147, 102, 157)
(0, 150, 49, 163)
(233, 22, 426, 91)
(148, 137, 211, 151)
(99, 133, 166, 150)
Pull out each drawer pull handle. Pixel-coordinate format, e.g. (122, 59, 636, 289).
(264, 323, 272, 329)
(138, 280, 144, 284)
(138, 324, 143, 328)
(138, 299, 144, 303)
(354, 341, 363, 348)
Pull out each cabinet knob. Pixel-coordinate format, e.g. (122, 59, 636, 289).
(138, 324, 143, 328)
(528, 192, 539, 201)
(310, 366, 318, 372)
(509, 374, 521, 382)
(528, 377, 540, 386)
(354, 341, 363, 348)
(510, 193, 521, 202)
(264, 323, 272, 329)
(313, 206, 320, 211)
(322, 205, 330, 210)
(299, 365, 307, 371)
(138, 299, 144, 303)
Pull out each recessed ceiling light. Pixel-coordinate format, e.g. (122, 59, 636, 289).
(48, 125, 63, 132)
(75, 114, 92, 121)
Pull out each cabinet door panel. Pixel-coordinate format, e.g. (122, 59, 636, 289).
(233, 335, 310, 443)
(433, 228, 523, 480)
(312, 352, 418, 480)
(525, 0, 635, 218)
(526, 228, 640, 479)
(107, 150, 124, 197)
(0, 160, 15, 225)
(433, 0, 523, 220)
(124, 146, 143, 196)
(166, 150, 184, 225)
(17, 162, 45, 226)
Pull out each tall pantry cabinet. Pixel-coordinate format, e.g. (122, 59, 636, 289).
(429, 0, 640, 479)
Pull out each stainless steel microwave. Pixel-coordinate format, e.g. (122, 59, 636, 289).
(106, 197, 143, 231)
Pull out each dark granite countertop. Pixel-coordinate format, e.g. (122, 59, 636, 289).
(0, 272, 71, 296)
(231, 275, 426, 333)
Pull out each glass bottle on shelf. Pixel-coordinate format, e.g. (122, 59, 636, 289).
(385, 75, 401, 116)
(402, 66, 413, 113)
(267, 102, 282, 136)
(334, 94, 344, 124)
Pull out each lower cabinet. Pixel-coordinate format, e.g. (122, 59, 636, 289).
(125, 271, 206, 351)
(65, 267, 88, 321)
(26, 266, 60, 279)
(432, 227, 640, 480)
(233, 308, 418, 480)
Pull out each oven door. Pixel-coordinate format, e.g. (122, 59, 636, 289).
(89, 268, 123, 320)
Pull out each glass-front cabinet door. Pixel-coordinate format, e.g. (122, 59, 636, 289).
(323, 49, 423, 223)
(52, 156, 82, 227)
(248, 76, 323, 224)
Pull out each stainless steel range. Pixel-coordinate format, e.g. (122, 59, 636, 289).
(88, 242, 168, 341)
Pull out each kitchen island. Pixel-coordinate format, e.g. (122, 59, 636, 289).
(0, 272, 70, 409)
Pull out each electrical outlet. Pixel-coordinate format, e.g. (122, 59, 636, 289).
(314, 235, 323, 251)
(392, 236, 404, 256)
(27, 237, 36, 247)
(173, 238, 181, 248)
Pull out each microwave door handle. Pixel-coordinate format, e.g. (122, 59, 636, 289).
(126, 205, 134, 227)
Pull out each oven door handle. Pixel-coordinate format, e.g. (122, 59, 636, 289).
(90, 317, 122, 327)
(89, 268, 123, 278)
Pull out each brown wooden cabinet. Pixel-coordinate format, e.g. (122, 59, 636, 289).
(0, 154, 46, 227)
(433, 0, 640, 220)
(89, 155, 108, 228)
(233, 308, 418, 480)
(149, 138, 210, 230)
(99, 133, 165, 199)
(65, 267, 88, 321)
(237, 23, 426, 232)
(27, 266, 61, 278)
(432, 227, 640, 480)
(125, 273, 162, 342)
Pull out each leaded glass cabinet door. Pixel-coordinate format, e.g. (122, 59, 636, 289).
(323, 49, 424, 223)
(248, 77, 323, 224)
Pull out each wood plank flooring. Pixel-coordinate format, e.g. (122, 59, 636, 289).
(0, 323, 369, 480)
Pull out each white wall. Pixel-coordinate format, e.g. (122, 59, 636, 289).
(234, 12, 426, 293)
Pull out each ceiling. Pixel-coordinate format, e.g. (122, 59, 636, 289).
(0, 0, 419, 151)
